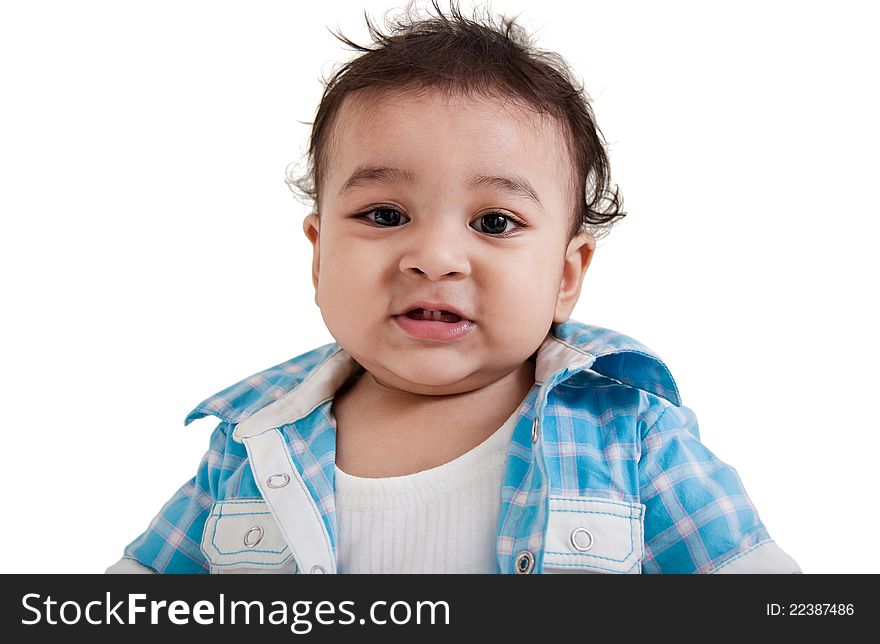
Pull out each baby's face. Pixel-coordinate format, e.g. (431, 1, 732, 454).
(303, 88, 594, 395)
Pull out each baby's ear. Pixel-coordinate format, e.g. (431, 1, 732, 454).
(302, 213, 321, 291)
(554, 232, 596, 323)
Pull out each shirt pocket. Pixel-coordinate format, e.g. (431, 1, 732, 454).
(542, 496, 645, 574)
(201, 499, 297, 574)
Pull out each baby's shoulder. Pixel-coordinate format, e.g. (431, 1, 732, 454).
(183, 341, 342, 427)
(547, 319, 681, 406)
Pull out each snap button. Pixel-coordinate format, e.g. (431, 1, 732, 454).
(514, 550, 534, 574)
(243, 526, 264, 548)
(266, 473, 290, 488)
(570, 527, 594, 552)
(531, 417, 539, 443)
(310, 565, 326, 574)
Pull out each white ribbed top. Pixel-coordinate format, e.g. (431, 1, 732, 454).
(333, 408, 519, 574)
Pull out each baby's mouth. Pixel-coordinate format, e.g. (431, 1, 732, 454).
(404, 308, 463, 323)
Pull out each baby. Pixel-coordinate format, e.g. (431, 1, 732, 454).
(107, 0, 800, 574)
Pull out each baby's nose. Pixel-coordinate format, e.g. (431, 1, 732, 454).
(398, 227, 471, 280)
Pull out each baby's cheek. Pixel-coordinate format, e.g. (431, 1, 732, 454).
(519, 268, 559, 305)
(494, 276, 557, 330)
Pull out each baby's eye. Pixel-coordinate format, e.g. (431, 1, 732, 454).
(356, 206, 524, 237)
(471, 212, 524, 237)
(359, 207, 411, 227)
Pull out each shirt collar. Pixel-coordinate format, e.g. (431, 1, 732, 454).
(183, 319, 680, 440)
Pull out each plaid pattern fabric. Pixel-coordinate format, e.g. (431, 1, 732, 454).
(122, 319, 781, 574)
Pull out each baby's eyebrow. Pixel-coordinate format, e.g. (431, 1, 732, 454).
(339, 165, 543, 209)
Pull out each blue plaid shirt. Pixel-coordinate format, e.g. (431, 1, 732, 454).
(117, 319, 799, 574)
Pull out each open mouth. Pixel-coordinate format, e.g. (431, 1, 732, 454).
(394, 306, 475, 341)
(404, 308, 463, 323)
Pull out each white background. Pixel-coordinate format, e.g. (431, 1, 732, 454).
(1, 0, 877, 574)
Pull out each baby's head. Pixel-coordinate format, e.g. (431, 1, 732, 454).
(289, 0, 625, 396)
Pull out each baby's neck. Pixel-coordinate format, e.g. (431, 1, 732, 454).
(354, 359, 536, 418)
(332, 359, 536, 478)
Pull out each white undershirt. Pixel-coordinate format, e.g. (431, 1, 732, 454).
(333, 409, 519, 574)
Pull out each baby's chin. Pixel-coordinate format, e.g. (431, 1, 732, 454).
(367, 364, 487, 396)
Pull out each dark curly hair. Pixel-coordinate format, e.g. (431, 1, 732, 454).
(286, 0, 625, 242)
